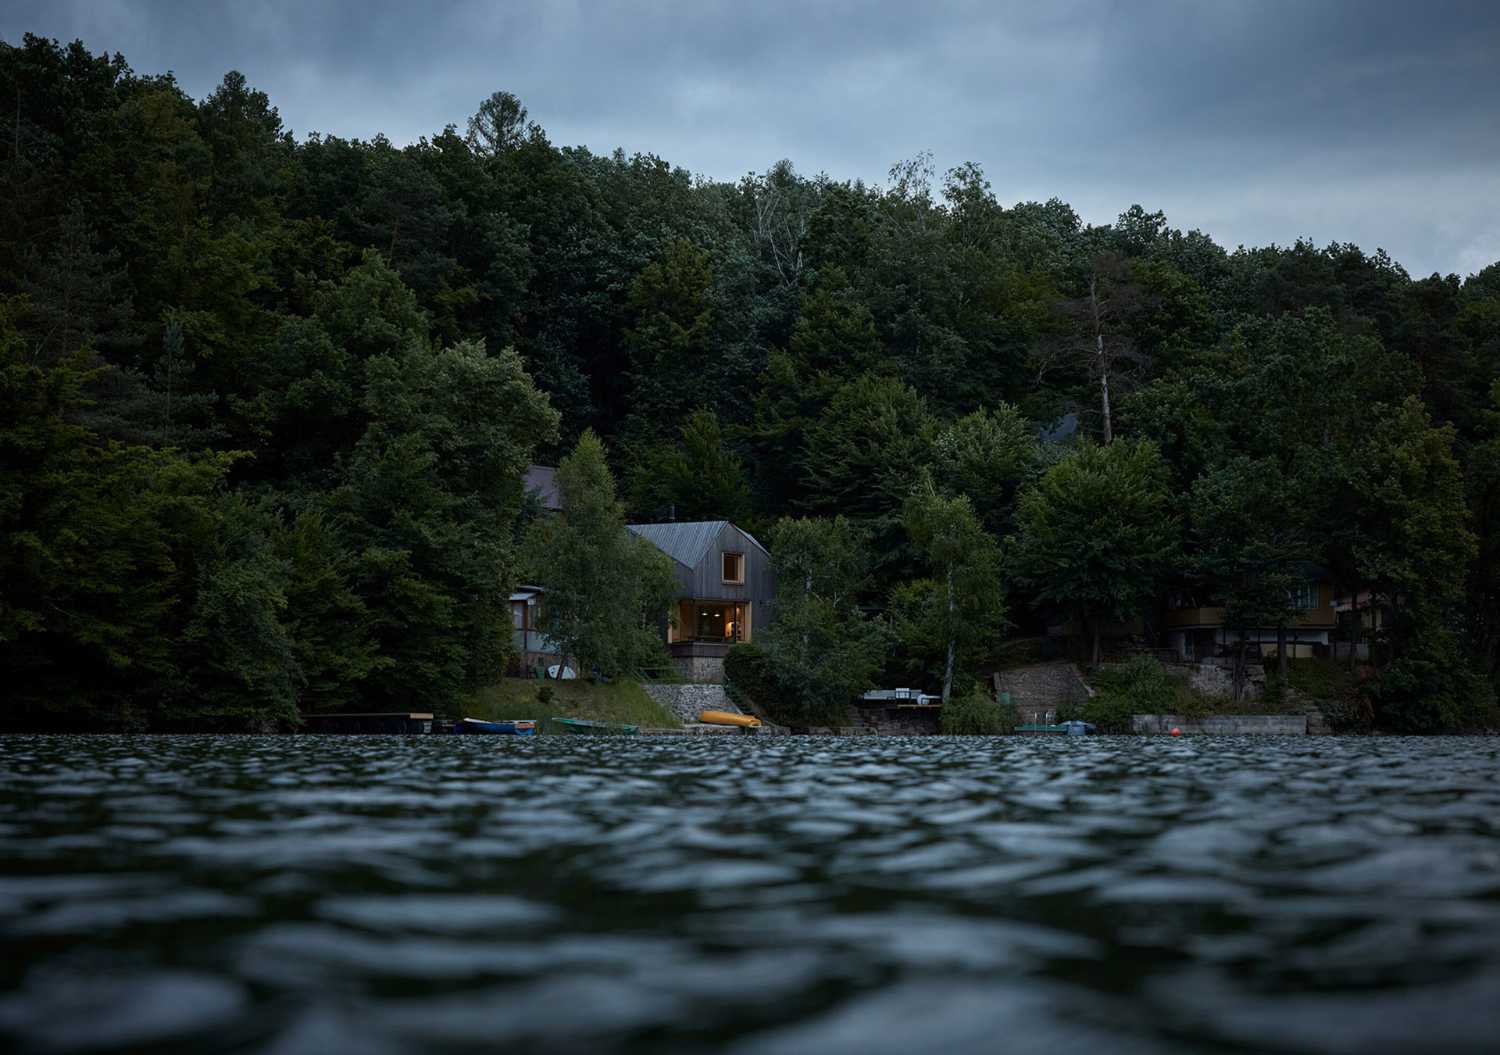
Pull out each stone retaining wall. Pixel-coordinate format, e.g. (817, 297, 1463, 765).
(1180, 659, 1265, 700)
(641, 683, 738, 724)
(1131, 714, 1307, 735)
(849, 705, 941, 735)
(993, 662, 1092, 724)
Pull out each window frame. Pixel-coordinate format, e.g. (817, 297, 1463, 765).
(721, 551, 745, 585)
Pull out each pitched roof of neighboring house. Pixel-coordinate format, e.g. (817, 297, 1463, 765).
(524, 464, 560, 510)
(626, 520, 768, 570)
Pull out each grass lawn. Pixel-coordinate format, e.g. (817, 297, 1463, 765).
(466, 677, 679, 730)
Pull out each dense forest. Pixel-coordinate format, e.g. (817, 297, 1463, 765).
(3, 36, 1498, 731)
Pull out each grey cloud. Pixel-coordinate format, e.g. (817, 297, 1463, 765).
(3, 0, 1498, 276)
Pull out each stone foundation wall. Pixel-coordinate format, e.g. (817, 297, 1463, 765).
(641, 683, 737, 724)
(672, 654, 725, 683)
(849, 705, 942, 735)
(1182, 658, 1265, 700)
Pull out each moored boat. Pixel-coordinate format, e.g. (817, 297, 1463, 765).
(460, 717, 537, 735)
(547, 716, 640, 736)
(1015, 721, 1096, 736)
(699, 710, 761, 728)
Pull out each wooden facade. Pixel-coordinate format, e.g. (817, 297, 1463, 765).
(627, 521, 775, 678)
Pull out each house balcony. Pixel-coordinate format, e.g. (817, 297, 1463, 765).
(668, 640, 732, 660)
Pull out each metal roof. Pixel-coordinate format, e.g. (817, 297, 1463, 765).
(626, 520, 768, 570)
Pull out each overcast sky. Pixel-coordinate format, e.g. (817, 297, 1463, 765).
(5, 0, 1498, 278)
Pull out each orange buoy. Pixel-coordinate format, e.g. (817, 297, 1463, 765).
(1170, 727, 1182, 736)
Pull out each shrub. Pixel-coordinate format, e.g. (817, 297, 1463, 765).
(941, 686, 1015, 735)
(725, 642, 853, 727)
(536, 684, 555, 708)
(1062, 656, 1179, 733)
(1371, 638, 1499, 733)
(724, 644, 777, 709)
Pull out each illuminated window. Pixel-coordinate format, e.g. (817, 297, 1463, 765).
(722, 552, 744, 584)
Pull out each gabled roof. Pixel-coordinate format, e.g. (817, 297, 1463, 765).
(523, 465, 560, 510)
(626, 520, 768, 570)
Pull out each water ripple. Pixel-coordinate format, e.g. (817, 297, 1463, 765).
(1, 733, 1497, 1052)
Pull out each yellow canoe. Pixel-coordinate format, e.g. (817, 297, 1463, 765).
(699, 710, 761, 728)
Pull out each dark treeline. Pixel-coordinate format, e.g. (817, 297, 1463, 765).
(3, 36, 1498, 731)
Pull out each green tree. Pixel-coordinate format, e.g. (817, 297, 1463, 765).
(800, 373, 935, 570)
(1012, 439, 1179, 664)
(278, 509, 388, 714)
(626, 408, 751, 522)
(0, 306, 257, 725)
(762, 516, 886, 721)
(340, 339, 558, 707)
(940, 684, 1013, 735)
(898, 479, 1005, 703)
(621, 239, 715, 444)
(932, 403, 1035, 535)
(523, 430, 677, 678)
(1191, 458, 1313, 694)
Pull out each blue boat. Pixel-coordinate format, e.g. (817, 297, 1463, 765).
(460, 718, 537, 736)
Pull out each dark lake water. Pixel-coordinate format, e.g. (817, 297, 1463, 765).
(2, 735, 1499, 1053)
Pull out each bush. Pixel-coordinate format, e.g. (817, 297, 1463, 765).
(1371, 638, 1499, 733)
(1061, 656, 1179, 733)
(536, 684, 555, 707)
(724, 644, 777, 708)
(725, 642, 853, 727)
(941, 686, 1016, 734)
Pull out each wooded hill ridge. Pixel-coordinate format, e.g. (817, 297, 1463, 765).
(3, 35, 1498, 732)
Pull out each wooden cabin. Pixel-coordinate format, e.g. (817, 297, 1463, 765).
(627, 520, 775, 682)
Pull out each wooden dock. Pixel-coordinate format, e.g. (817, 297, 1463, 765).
(301, 712, 435, 734)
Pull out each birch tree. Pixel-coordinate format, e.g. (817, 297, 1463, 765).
(899, 479, 1004, 703)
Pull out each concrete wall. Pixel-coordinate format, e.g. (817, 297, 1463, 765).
(641, 683, 737, 724)
(1131, 714, 1307, 735)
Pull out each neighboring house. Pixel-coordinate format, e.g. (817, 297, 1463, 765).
(509, 584, 562, 675)
(1330, 588, 1394, 661)
(1164, 572, 1337, 661)
(627, 520, 775, 682)
(523, 464, 561, 512)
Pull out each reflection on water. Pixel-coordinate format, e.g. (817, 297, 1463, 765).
(1, 734, 1498, 1053)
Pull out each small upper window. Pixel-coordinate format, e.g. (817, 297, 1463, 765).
(722, 552, 745, 584)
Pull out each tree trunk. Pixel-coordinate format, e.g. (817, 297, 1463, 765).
(1098, 334, 1113, 446)
(1347, 587, 1361, 674)
(801, 572, 812, 653)
(1277, 624, 1288, 681)
(1232, 635, 1245, 703)
(1091, 622, 1101, 667)
(1090, 275, 1113, 445)
(941, 567, 956, 704)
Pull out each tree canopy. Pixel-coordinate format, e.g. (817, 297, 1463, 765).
(3, 34, 1498, 730)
